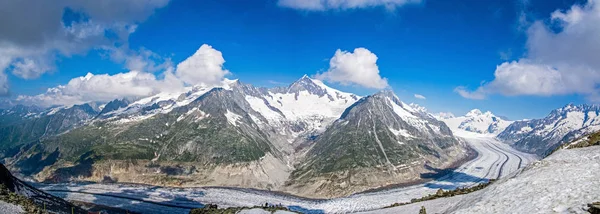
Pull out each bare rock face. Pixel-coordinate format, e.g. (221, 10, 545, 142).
(0, 163, 88, 214)
(589, 202, 600, 214)
(0, 163, 16, 192)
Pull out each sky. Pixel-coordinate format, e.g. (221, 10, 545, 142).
(0, 0, 597, 120)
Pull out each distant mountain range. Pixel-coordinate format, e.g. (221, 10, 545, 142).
(498, 104, 600, 156)
(437, 109, 514, 137)
(0, 76, 468, 198)
(438, 104, 600, 157)
(3, 74, 599, 197)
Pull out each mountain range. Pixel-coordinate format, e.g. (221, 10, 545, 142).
(438, 104, 600, 157)
(437, 109, 513, 137)
(0, 76, 468, 198)
(3, 75, 600, 198)
(497, 104, 600, 156)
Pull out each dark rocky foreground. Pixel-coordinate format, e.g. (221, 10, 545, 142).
(0, 163, 88, 214)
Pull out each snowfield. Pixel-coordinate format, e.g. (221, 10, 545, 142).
(34, 136, 536, 214)
(0, 201, 24, 214)
(371, 145, 600, 214)
(451, 145, 600, 214)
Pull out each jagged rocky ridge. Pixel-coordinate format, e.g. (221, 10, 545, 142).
(0, 104, 99, 156)
(0, 76, 468, 198)
(497, 104, 600, 156)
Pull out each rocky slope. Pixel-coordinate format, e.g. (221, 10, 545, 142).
(0, 104, 99, 156)
(287, 91, 467, 197)
(498, 104, 600, 156)
(0, 163, 88, 214)
(0, 76, 468, 198)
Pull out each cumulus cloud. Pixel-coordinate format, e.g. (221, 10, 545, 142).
(414, 94, 426, 99)
(277, 0, 420, 11)
(16, 44, 231, 107)
(454, 86, 485, 100)
(11, 58, 53, 79)
(456, 0, 600, 100)
(316, 47, 388, 89)
(0, 0, 170, 95)
(175, 44, 230, 86)
(17, 70, 183, 107)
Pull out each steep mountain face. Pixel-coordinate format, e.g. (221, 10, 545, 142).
(96, 98, 130, 116)
(0, 104, 99, 155)
(243, 75, 360, 148)
(438, 109, 513, 137)
(287, 91, 467, 197)
(498, 104, 600, 156)
(11, 87, 285, 187)
(0, 105, 44, 126)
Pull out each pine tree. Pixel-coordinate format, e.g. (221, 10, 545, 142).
(419, 206, 427, 214)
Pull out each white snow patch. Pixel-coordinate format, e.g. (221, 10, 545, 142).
(387, 98, 417, 119)
(46, 106, 65, 115)
(225, 110, 242, 126)
(0, 201, 24, 214)
(245, 96, 284, 121)
(388, 127, 413, 138)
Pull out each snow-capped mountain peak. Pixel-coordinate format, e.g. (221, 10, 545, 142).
(237, 75, 362, 144)
(409, 103, 428, 114)
(466, 109, 483, 116)
(286, 75, 334, 97)
(435, 112, 456, 119)
(438, 109, 513, 137)
(498, 103, 600, 155)
(465, 109, 495, 117)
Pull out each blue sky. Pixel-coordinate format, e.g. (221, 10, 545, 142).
(0, 0, 596, 120)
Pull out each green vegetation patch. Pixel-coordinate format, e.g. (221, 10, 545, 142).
(189, 203, 297, 214)
(385, 180, 496, 208)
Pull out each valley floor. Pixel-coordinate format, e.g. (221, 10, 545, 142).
(32, 136, 536, 214)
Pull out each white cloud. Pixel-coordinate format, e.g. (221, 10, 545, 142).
(457, 0, 600, 100)
(17, 70, 183, 107)
(414, 94, 426, 99)
(454, 86, 485, 100)
(11, 58, 52, 79)
(107, 47, 173, 73)
(175, 44, 230, 86)
(16, 44, 231, 107)
(277, 0, 420, 11)
(0, 71, 8, 96)
(0, 0, 170, 95)
(316, 47, 388, 89)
